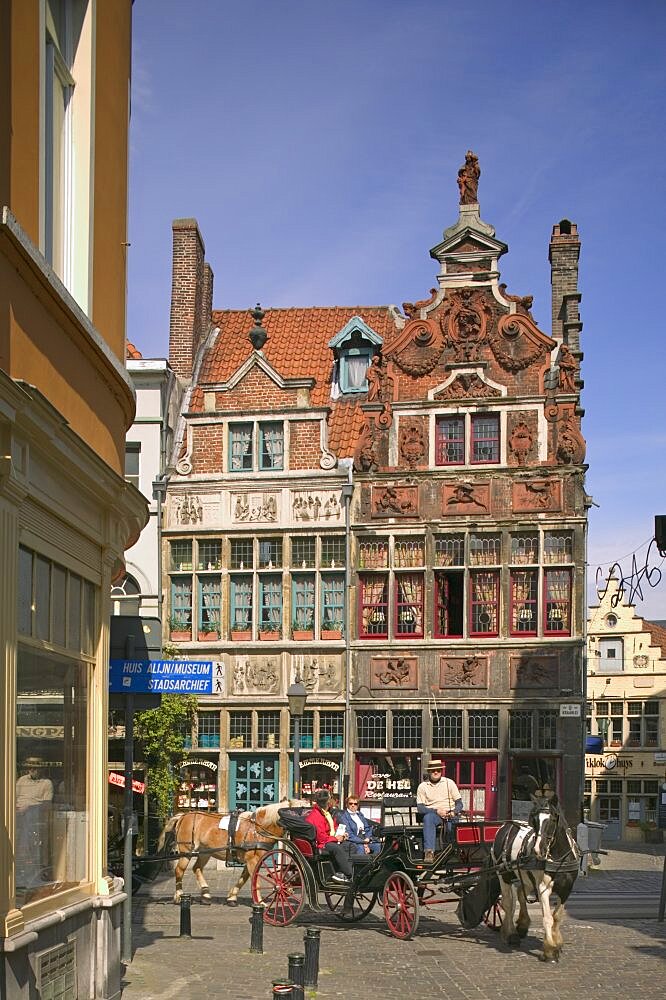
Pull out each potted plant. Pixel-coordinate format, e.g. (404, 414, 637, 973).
(168, 615, 191, 641)
(321, 618, 344, 640)
(639, 820, 663, 844)
(292, 614, 314, 641)
(259, 620, 281, 640)
(230, 619, 252, 641)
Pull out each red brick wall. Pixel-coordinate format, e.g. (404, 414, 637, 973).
(216, 367, 300, 412)
(169, 218, 206, 380)
(289, 420, 321, 469)
(191, 423, 224, 473)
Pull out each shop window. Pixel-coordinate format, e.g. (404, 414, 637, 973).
(510, 758, 557, 819)
(289, 711, 314, 749)
(544, 531, 573, 564)
(230, 575, 252, 632)
(197, 712, 220, 749)
(395, 573, 424, 637)
(292, 536, 316, 568)
(510, 533, 539, 565)
(321, 536, 345, 568)
(177, 762, 217, 810)
(509, 711, 533, 750)
(469, 571, 499, 636)
(258, 711, 281, 750)
(16, 646, 90, 909)
(432, 710, 463, 749)
(510, 570, 538, 635)
(392, 711, 422, 750)
(468, 711, 498, 749)
(358, 537, 388, 569)
(229, 711, 252, 748)
(537, 710, 558, 750)
(356, 711, 387, 749)
(434, 571, 464, 638)
(469, 534, 501, 566)
(259, 575, 282, 631)
(544, 569, 572, 635)
(231, 757, 277, 811)
(394, 537, 425, 567)
(319, 712, 344, 749)
(359, 575, 388, 638)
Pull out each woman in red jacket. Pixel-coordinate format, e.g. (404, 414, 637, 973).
(305, 789, 353, 882)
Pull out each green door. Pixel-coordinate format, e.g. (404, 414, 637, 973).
(229, 755, 278, 811)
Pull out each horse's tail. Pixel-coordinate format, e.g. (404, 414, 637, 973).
(157, 813, 184, 854)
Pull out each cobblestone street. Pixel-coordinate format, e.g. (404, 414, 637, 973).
(121, 843, 665, 999)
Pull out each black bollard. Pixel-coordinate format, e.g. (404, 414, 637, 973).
(287, 954, 305, 999)
(303, 927, 321, 989)
(179, 893, 192, 937)
(250, 903, 265, 954)
(271, 980, 294, 996)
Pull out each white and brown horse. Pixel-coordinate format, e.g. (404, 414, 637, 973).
(490, 793, 581, 962)
(158, 800, 307, 905)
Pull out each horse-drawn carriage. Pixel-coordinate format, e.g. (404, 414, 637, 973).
(160, 792, 581, 962)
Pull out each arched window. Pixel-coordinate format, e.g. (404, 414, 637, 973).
(110, 573, 141, 616)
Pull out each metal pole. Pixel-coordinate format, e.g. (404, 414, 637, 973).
(271, 983, 294, 997)
(303, 927, 320, 989)
(658, 851, 666, 922)
(179, 893, 192, 937)
(121, 634, 135, 965)
(250, 902, 265, 953)
(341, 475, 353, 806)
(293, 714, 300, 798)
(287, 954, 305, 1000)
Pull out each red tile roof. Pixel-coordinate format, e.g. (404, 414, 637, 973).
(203, 306, 398, 408)
(645, 620, 666, 658)
(126, 341, 143, 359)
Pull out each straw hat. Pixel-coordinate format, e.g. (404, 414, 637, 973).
(426, 758, 445, 772)
(23, 756, 46, 768)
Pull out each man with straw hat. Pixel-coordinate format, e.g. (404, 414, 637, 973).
(16, 757, 53, 883)
(416, 758, 463, 863)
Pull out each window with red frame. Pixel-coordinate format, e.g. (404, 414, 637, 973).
(395, 573, 424, 637)
(471, 414, 499, 463)
(544, 568, 571, 635)
(510, 570, 538, 636)
(434, 571, 464, 637)
(469, 571, 499, 636)
(435, 415, 464, 465)
(359, 575, 388, 638)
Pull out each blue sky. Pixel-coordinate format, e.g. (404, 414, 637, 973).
(128, 0, 666, 619)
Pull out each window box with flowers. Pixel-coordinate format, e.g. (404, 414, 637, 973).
(230, 628, 252, 641)
(259, 622, 281, 640)
(321, 618, 344, 640)
(168, 616, 192, 641)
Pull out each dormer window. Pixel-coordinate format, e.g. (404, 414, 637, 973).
(328, 315, 383, 398)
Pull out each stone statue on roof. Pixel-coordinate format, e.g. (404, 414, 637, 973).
(457, 150, 480, 205)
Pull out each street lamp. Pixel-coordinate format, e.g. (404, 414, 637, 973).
(288, 676, 308, 799)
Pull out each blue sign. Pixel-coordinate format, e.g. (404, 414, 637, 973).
(109, 659, 213, 695)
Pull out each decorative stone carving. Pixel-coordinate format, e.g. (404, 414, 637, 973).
(232, 492, 278, 522)
(440, 289, 492, 363)
(457, 149, 480, 204)
(402, 288, 438, 318)
(557, 344, 578, 393)
(499, 283, 534, 317)
(385, 318, 444, 376)
(371, 656, 418, 690)
(174, 494, 203, 525)
(399, 419, 426, 469)
(435, 373, 501, 400)
(292, 491, 341, 521)
(292, 657, 340, 694)
(556, 415, 586, 465)
(510, 655, 559, 689)
(443, 481, 490, 514)
(372, 484, 418, 517)
(353, 419, 377, 473)
(508, 420, 535, 466)
(512, 478, 562, 512)
(366, 354, 395, 405)
(489, 313, 550, 373)
(232, 657, 279, 694)
(439, 655, 487, 689)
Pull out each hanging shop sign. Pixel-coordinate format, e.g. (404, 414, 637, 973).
(108, 772, 145, 794)
(298, 758, 340, 771)
(585, 753, 633, 771)
(109, 659, 213, 694)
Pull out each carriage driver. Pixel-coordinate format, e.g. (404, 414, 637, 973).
(416, 758, 463, 862)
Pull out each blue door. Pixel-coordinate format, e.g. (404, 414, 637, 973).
(229, 756, 278, 811)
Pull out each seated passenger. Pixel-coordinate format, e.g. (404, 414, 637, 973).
(305, 789, 354, 883)
(338, 797, 381, 856)
(416, 758, 463, 863)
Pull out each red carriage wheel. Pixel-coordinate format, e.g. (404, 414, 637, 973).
(251, 849, 305, 926)
(382, 871, 420, 939)
(324, 888, 378, 922)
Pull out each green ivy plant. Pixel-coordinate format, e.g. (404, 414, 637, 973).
(134, 693, 198, 820)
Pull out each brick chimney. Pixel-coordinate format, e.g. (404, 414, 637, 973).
(549, 219, 582, 353)
(169, 218, 213, 380)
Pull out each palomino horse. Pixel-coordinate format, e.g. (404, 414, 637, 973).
(158, 800, 307, 905)
(490, 792, 581, 962)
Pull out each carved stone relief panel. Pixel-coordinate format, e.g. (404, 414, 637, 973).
(507, 411, 538, 466)
(442, 481, 490, 514)
(434, 373, 502, 401)
(398, 417, 427, 469)
(370, 656, 418, 690)
(510, 654, 559, 690)
(232, 492, 279, 523)
(291, 654, 342, 695)
(169, 493, 219, 526)
(512, 479, 562, 512)
(371, 484, 419, 517)
(292, 490, 342, 522)
(439, 655, 488, 689)
(232, 656, 280, 695)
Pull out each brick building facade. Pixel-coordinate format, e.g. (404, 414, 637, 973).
(161, 156, 588, 824)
